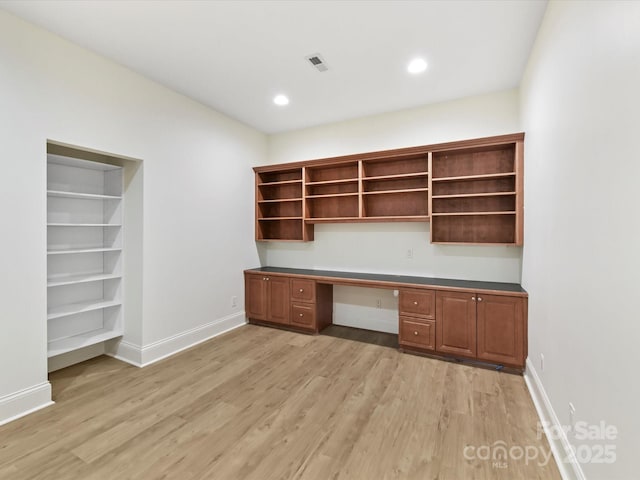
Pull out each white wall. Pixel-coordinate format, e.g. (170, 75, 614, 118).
(520, 1, 640, 479)
(264, 90, 523, 331)
(0, 10, 265, 421)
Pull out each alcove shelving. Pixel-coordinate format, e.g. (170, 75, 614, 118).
(47, 154, 124, 357)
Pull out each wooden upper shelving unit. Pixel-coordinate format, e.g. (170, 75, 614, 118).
(254, 133, 524, 245)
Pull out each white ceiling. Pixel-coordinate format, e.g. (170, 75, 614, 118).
(0, 0, 547, 134)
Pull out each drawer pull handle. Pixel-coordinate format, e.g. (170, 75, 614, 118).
(413, 301, 418, 305)
(414, 331, 419, 336)
(299, 289, 304, 292)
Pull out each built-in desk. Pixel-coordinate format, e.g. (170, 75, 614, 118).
(244, 267, 528, 372)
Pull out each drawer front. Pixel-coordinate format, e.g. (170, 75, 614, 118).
(399, 289, 435, 319)
(399, 317, 435, 350)
(291, 303, 315, 328)
(291, 279, 316, 303)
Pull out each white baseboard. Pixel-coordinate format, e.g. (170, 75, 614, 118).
(0, 382, 54, 426)
(524, 358, 586, 480)
(107, 312, 246, 368)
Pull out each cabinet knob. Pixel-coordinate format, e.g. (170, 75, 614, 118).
(299, 313, 304, 317)
(265, 277, 270, 281)
(413, 301, 418, 305)
(478, 297, 483, 302)
(299, 288, 304, 292)
(414, 331, 419, 336)
(472, 296, 476, 301)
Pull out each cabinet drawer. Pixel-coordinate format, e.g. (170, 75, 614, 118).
(291, 303, 315, 328)
(291, 279, 316, 303)
(399, 289, 435, 319)
(399, 317, 435, 350)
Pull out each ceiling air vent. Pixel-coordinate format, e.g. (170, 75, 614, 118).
(305, 53, 328, 72)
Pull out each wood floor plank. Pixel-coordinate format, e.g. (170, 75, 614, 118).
(0, 324, 561, 480)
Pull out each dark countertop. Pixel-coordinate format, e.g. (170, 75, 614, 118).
(246, 266, 527, 295)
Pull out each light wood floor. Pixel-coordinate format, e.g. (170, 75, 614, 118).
(0, 325, 561, 480)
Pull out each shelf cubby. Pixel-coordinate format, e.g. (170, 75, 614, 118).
(431, 214, 516, 244)
(363, 189, 429, 218)
(306, 195, 359, 220)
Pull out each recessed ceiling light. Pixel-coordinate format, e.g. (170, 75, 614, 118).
(273, 94, 290, 106)
(407, 58, 428, 74)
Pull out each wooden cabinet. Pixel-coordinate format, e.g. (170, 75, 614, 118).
(434, 290, 526, 367)
(245, 268, 527, 370)
(245, 273, 333, 332)
(477, 294, 525, 366)
(244, 274, 290, 325)
(254, 133, 524, 245)
(435, 291, 477, 357)
(398, 289, 436, 351)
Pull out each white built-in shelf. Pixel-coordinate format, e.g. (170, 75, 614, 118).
(47, 299, 121, 321)
(47, 273, 122, 288)
(47, 152, 125, 362)
(47, 223, 122, 227)
(47, 190, 122, 200)
(47, 328, 123, 358)
(47, 247, 122, 255)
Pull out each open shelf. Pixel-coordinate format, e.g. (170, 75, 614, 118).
(48, 273, 122, 287)
(254, 133, 523, 244)
(47, 299, 122, 321)
(257, 179, 302, 186)
(431, 191, 516, 199)
(305, 178, 358, 186)
(362, 188, 428, 195)
(431, 211, 516, 216)
(306, 192, 359, 199)
(48, 223, 122, 227)
(47, 190, 122, 200)
(47, 151, 125, 361)
(363, 171, 428, 181)
(47, 247, 122, 255)
(431, 172, 516, 183)
(47, 327, 123, 358)
(257, 198, 302, 203)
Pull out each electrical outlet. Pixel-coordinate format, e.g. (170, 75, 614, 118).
(569, 402, 576, 435)
(406, 248, 413, 259)
(376, 299, 382, 309)
(231, 296, 238, 308)
(540, 353, 544, 371)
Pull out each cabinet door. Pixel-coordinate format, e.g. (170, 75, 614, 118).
(267, 276, 290, 325)
(477, 295, 525, 366)
(436, 291, 476, 357)
(245, 274, 267, 321)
